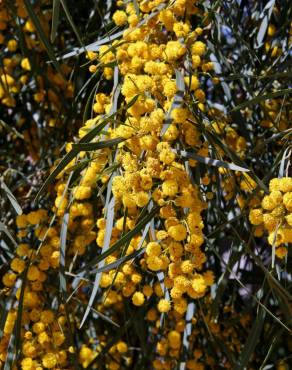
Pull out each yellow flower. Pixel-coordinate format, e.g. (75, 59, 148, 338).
(275, 247, 287, 259)
(74, 185, 92, 200)
(173, 297, 187, 314)
(113, 10, 128, 26)
(249, 209, 263, 225)
(283, 192, 292, 212)
(21, 57, 31, 71)
(11, 257, 25, 273)
(184, 75, 200, 91)
(163, 80, 177, 98)
(146, 242, 161, 256)
(7, 39, 17, 51)
(180, 260, 194, 274)
(117, 341, 128, 353)
(162, 179, 178, 197)
(192, 41, 206, 56)
(142, 284, 153, 297)
(42, 353, 58, 369)
(168, 224, 187, 241)
(168, 330, 181, 349)
(16, 214, 28, 228)
(40, 310, 54, 324)
(27, 265, 40, 281)
(132, 292, 145, 306)
(2, 272, 17, 287)
(147, 256, 164, 271)
(157, 299, 171, 313)
(171, 107, 188, 123)
(165, 41, 186, 61)
(191, 274, 206, 294)
(263, 213, 279, 232)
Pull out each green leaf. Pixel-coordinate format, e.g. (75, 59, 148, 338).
(259, 327, 284, 370)
(0, 119, 24, 140)
(59, 212, 69, 299)
(210, 250, 241, 319)
(72, 137, 124, 151)
(35, 136, 123, 203)
(80, 94, 138, 144)
(61, 29, 125, 59)
(23, 0, 65, 78)
(279, 146, 292, 178)
(35, 95, 138, 203)
(72, 297, 120, 328)
(255, 0, 276, 48)
(231, 89, 292, 112)
(133, 0, 140, 16)
(60, 0, 85, 49)
(1, 180, 22, 215)
(34, 149, 78, 203)
(76, 205, 159, 273)
(51, 0, 60, 43)
(79, 197, 116, 328)
(91, 248, 145, 274)
(179, 150, 250, 172)
(83, 80, 100, 123)
(234, 305, 266, 370)
(0, 222, 18, 247)
(58, 211, 81, 369)
(200, 125, 268, 192)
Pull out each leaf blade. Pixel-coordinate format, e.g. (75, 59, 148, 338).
(23, 0, 65, 77)
(1, 180, 22, 215)
(51, 0, 60, 43)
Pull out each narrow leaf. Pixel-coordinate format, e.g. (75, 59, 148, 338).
(79, 197, 115, 328)
(179, 150, 250, 172)
(231, 89, 292, 112)
(0, 222, 18, 247)
(76, 206, 159, 273)
(234, 305, 266, 370)
(51, 0, 60, 43)
(60, 0, 85, 49)
(59, 212, 69, 299)
(72, 137, 124, 151)
(1, 181, 22, 215)
(34, 149, 78, 203)
(23, 0, 65, 77)
(256, 0, 276, 47)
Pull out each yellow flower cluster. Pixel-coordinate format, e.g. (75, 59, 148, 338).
(0, 0, 74, 165)
(5, 1, 289, 369)
(71, 1, 217, 367)
(85, 2, 216, 321)
(1, 209, 74, 369)
(0, 1, 73, 107)
(249, 177, 292, 258)
(260, 98, 290, 131)
(0, 1, 210, 367)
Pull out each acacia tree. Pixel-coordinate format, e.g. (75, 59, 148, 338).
(0, 1, 291, 369)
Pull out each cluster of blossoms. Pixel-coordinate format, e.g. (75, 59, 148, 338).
(61, 1, 216, 367)
(1, 1, 291, 369)
(1, 210, 72, 369)
(0, 0, 73, 107)
(260, 98, 291, 131)
(249, 177, 292, 258)
(1, 1, 218, 368)
(0, 0, 74, 163)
